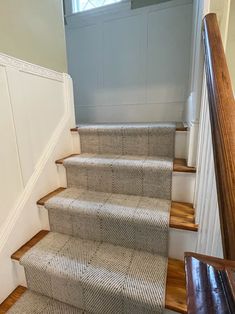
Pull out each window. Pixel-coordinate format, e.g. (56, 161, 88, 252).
(72, 0, 123, 13)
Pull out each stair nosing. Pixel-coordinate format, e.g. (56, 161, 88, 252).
(70, 126, 189, 132)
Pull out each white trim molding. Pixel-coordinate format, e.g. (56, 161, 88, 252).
(0, 53, 63, 82)
(187, 120, 199, 167)
(0, 53, 76, 302)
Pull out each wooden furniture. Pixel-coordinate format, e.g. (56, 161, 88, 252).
(203, 13, 235, 260)
(185, 252, 235, 314)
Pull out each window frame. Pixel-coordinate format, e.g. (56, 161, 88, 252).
(71, 0, 127, 14)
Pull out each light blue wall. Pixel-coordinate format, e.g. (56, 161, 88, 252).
(66, 0, 193, 123)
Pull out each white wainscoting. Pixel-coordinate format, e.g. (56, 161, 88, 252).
(194, 78, 223, 258)
(0, 53, 76, 302)
(66, 0, 193, 123)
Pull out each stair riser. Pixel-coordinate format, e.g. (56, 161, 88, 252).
(175, 131, 187, 159)
(39, 205, 196, 260)
(172, 172, 195, 203)
(71, 130, 188, 159)
(65, 164, 172, 200)
(78, 126, 175, 159)
(169, 228, 197, 260)
(57, 164, 195, 203)
(45, 209, 169, 256)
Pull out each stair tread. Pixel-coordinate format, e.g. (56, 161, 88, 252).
(0, 288, 83, 313)
(63, 153, 173, 168)
(173, 158, 196, 173)
(37, 188, 197, 232)
(56, 154, 195, 173)
(44, 188, 170, 254)
(11, 230, 49, 261)
(0, 286, 27, 313)
(37, 187, 66, 206)
(11, 231, 186, 313)
(171, 201, 198, 231)
(70, 122, 188, 132)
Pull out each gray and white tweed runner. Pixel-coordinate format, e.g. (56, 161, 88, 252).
(9, 123, 176, 313)
(45, 188, 170, 255)
(8, 290, 83, 314)
(64, 154, 173, 200)
(20, 232, 168, 314)
(78, 123, 175, 158)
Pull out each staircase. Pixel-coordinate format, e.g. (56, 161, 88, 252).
(1, 123, 198, 313)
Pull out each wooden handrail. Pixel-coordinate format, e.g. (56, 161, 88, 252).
(185, 252, 235, 313)
(203, 13, 235, 260)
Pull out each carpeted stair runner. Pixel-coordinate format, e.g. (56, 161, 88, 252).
(9, 123, 176, 313)
(45, 188, 170, 255)
(20, 232, 167, 314)
(78, 123, 175, 157)
(7, 290, 83, 313)
(64, 154, 173, 199)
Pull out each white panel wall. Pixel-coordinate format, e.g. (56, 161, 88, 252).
(194, 79, 223, 258)
(0, 53, 76, 302)
(0, 66, 23, 227)
(66, 0, 193, 123)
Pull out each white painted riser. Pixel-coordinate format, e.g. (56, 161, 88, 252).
(175, 131, 188, 159)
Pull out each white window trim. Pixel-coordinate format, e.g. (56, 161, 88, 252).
(70, 0, 129, 16)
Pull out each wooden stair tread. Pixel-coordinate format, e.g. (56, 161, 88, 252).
(55, 154, 78, 165)
(11, 230, 49, 261)
(37, 189, 198, 232)
(11, 230, 187, 313)
(173, 159, 196, 173)
(166, 258, 187, 313)
(56, 154, 196, 173)
(0, 286, 26, 313)
(170, 202, 198, 232)
(37, 188, 66, 206)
